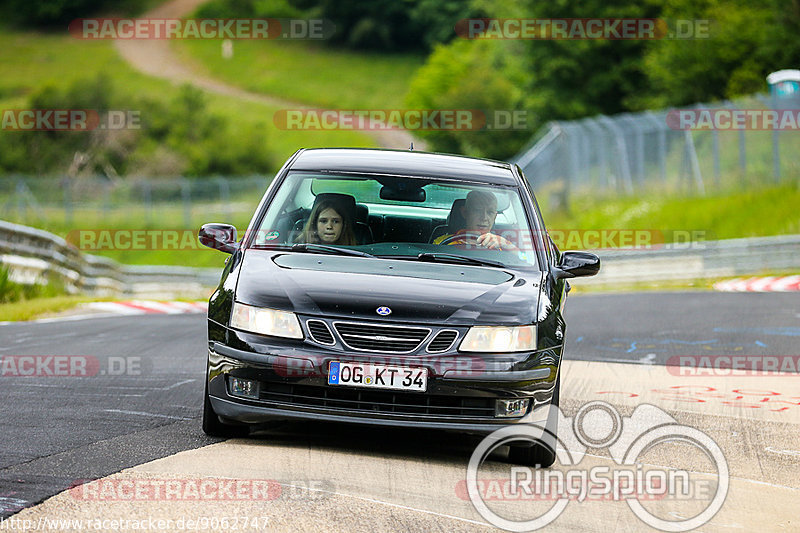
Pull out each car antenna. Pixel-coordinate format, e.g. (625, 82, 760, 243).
(409, 142, 414, 151)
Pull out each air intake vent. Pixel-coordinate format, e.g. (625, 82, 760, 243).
(333, 322, 430, 353)
(307, 320, 335, 345)
(427, 330, 458, 353)
(258, 382, 496, 419)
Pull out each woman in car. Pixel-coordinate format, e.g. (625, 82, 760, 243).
(295, 198, 358, 246)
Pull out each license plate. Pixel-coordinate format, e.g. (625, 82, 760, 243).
(328, 361, 427, 392)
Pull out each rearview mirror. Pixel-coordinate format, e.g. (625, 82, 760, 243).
(199, 223, 238, 254)
(379, 185, 426, 202)
(553, 251, 600, 279)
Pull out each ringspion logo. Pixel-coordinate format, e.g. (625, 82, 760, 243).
(466, 402, 728, 531)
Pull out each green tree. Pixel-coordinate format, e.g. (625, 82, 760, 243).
(640, 0, 800, 106)
(405, 39, 530, 159)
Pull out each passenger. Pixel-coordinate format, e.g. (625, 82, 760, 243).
(295, 199, 357, 246)
(434, 190, 518, 250)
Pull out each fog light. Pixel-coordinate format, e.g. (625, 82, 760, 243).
(495, 398, 530, 418)
(229, 377, 258, 399)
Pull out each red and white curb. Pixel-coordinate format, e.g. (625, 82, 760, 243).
(85, 300, 208, 315)
(713, 275, 800, 292)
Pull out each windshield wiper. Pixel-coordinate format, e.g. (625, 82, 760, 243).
(291, 243, 376, 258)
(416, 253, 506, 268)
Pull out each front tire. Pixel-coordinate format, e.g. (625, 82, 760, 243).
(202, 379, 250, 438)
(508, 373, 560, 468)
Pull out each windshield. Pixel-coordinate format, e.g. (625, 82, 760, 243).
(251, 172, 541, 270)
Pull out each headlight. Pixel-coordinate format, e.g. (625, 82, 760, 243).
(230, 302, 303, 339)
(459, 325, 536, 352)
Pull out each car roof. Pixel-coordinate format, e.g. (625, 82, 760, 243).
(288, 148, 519, 186)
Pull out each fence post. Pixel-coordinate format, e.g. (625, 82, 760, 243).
(710, 106, 721, 188)
(217, 177, 231, 221)
(181, 179, 192, 229)
(103, 180, 111, 219)
(598, 116, 633, 194)
(645, 111, 667, 186)
(627, 115, 646, 187)
(683, 130, 705, 195)
(16, 179, 25, 221)
(771, 92, 781, 182)
(63, 176, 73, 225)
(584, 117, 609, 189)
(142, 179, 152, 225)
(723, 100, 747, 185)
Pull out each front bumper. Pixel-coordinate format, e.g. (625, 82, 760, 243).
(207, 326, 560, 434)
(207, 336, 560, 434)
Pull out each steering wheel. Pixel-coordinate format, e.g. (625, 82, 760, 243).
(437, 231, 484, 246)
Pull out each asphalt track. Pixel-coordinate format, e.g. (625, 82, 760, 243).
(1, 292, 799, 531)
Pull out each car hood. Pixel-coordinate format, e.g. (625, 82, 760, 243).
(235, 250, 543, 325)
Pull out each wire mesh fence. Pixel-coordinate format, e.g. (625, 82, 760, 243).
(0, 175, 271, 231)
(513, 92, 800, 199)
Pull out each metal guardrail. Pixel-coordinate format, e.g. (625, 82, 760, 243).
(0, 220, 221, 297)
(2, 220, 798, 294)
(581, 234, 800, 285)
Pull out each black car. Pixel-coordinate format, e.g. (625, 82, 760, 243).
(199, 148, 599, 466)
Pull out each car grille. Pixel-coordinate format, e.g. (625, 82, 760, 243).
(333, 322, 431, 353)
(307, 320, 335, 345)
(427, 330, 458, 353)
(258, 382, 495, 418)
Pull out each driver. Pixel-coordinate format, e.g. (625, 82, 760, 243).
(433, 190, 518, 250)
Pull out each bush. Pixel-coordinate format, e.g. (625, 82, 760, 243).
(0, 0, 154, 28)
(195, 0, 304, 19)
(639, 0, 800, 107)
(0, 78, 273, 177)
(0, 265, 65, 303)
(405, 39, 531, 159)
(195, 0, 477, 51)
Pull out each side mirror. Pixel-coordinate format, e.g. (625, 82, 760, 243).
(199, 223, 238, 254)
(553, 251, 600, 279)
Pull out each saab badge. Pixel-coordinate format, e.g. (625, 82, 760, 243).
(376, 306, 392, 316)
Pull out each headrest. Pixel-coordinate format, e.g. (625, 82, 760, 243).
(355, 203, 369, 223)
(447, 198, 466, 230)
(313, 193, 356, 221)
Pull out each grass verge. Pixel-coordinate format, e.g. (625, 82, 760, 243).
(0, 295, 114, 322)
(539, 183, 800, 242)
(173, 38, 425, 110)
(0, 31, 376, 173)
